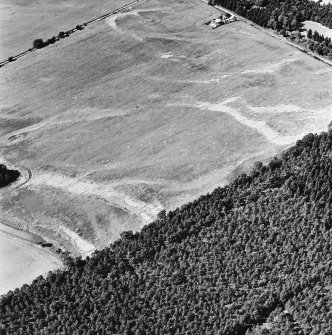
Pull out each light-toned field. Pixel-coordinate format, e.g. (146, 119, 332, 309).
(0, 223, 62, 295)
(312, 0, 332, 4)
(303, 20, 332, 39)
(0, 0, 133, 60)
(1, 0, 332, 292)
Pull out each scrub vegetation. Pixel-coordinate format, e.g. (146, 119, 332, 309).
(0, 164, 19, 188)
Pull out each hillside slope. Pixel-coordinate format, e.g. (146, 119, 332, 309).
(2, 130, 332, 334)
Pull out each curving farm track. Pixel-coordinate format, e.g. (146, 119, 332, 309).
(13, 164, 32, 189)
(3, 0, 331, 68)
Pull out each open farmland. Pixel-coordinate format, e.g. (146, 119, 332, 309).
(1, 0, 332, 292)
(0, 0, 133, 60)
(0, 223, 62, 295)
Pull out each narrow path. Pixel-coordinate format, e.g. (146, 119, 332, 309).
(29, 171, 164, 225)
(11, 164, 32, 189)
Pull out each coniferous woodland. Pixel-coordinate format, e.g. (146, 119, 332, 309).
(216, 0, 332, 29)
(215, 0, 332, 58)
(306, 28, 332, 57)
(0, 164, 20, 188)
(2, 131, 332, 334)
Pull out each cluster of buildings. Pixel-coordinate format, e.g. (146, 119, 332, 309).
(206, 13, 236, 29)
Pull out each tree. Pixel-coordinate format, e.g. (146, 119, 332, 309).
(33, 39, 44, 49)
(255, 0, 267, 6)
(307, 28, 313, 39)
(282, 16, 289, 29)
(279, 29, 287, 37)
(328, 121, 332, 132)
(314, 43, 323, 55)
(313, 30, 320, 41)
(157, 209, 166, 222)
(0, 164, 20, 187)
(290, 18, 298, 30)
(267, 19, 278, 30)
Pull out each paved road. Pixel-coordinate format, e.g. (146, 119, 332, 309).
(204, 1, 332, 67)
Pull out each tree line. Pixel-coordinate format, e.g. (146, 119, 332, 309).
(2, 129, 332, 334)
(305, 28, 332, 58)
(213, 0, 332, 59)
(215, 0, 332, 30)
(5, 25, 86, 64)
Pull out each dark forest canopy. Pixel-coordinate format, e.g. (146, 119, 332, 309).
(214, 0, 332, 58)
(0, 164, 20, 188)
(2, 130, 332, 334)
(215, 0, 332, 29)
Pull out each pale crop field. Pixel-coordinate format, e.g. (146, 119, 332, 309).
(303, 20, 332, 39)
(312, 0, 332, 4)
(1, 0, 332, 292)
(0, 223, 62, 295)
(0, 0, 131, 59)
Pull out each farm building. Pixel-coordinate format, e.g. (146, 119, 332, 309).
(206, 14, 236, 29)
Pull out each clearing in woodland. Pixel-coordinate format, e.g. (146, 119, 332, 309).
(1, 0, 332, 292)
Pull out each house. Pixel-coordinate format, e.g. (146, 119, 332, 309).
(209, 17, 224, 29)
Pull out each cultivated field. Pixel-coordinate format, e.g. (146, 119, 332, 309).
(1, 0, 332, 292)
(0, 223, 62, 295)
(0, 0, 133, 60)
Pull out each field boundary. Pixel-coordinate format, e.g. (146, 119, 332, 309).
(0, 0, 145, 69)
(202, 0, 332, 67)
